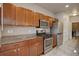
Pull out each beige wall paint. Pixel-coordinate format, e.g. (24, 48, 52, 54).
(56, 12, 72, 44)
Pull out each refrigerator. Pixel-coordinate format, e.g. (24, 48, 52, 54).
(50, 20, 63, 47)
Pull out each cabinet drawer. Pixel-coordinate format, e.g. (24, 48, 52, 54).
(0, 49, 17, 56)
(1, 43, 16, 52)
(16, 40, 29, 47)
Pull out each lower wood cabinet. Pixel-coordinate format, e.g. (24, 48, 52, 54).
(29, 43, 38, 56)
(0, 49, 17, 56)
(17, 46, 29, 56)
(0, 37, 43, 56)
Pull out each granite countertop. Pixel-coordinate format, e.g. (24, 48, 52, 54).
(1, 34, 42, 45)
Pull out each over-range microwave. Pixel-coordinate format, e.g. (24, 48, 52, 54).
(39, 20, 48, 28)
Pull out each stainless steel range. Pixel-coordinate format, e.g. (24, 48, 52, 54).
(36, 29, 53, 54)
(43, 34, 53, 54)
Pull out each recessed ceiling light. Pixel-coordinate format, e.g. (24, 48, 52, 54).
(72, 13, 77, 16)
(74, 50, 77, 53)
(65, 5, 69, 8)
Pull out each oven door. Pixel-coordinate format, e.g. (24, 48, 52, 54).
(44, 38, 52, 50)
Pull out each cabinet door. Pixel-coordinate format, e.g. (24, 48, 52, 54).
(48, 17, 53, 27)
(39, 13, 45, 20)
(17, 46, 29, 56)
(16, 7, 26, 25)
(25, 9, 34, 26)
(37, 38, 43, 56)
(0, 8, 1, 25)
(3, 3, 16, 25)
(0, 49, 17, 56)
(29, 38, 38, 56)
(29, 44, 38, 56)
(33, 12, 40, 27)
(17, 40, 29, 56)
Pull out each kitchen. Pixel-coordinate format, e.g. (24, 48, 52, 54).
(0, 3, 79, 56)
(0, 3, 59, 56)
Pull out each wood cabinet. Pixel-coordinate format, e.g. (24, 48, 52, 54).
(0, 8, 1, 25)
(0, 37, 43, 56)
(33, 12, 40, 27)
(25, 9, 34, 26)
(48, 17, 53, 27)
(52, 34, 57, 48)
(0, 49, 17, 56)
(0, 43, 17, 56)
(16, 40, 29, 56)
(17, 46, 29, 56)
(39, 13, 45, 20)
(44, 16, 54, 27)
(16, 7, 26, 25)
(3, 3, 55, 26)
(29, 37, 43, 56)
(29, 38, 38, 56)
(3, 3, 16, 25)
(37, 37, 43, 56)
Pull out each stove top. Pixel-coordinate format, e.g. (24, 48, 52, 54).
(37, 34, 52, 39)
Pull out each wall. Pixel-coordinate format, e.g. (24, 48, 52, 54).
(56, 12, 79, 43)
(55, 12, 72, 44)
(2, 26, 36, 36)
(70, 15, 79, 23)
(13, 3, 55, 17)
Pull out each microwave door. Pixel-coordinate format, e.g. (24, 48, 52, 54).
(40, 20, 48, 28)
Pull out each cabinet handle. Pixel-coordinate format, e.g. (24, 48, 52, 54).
(18, 48, 20, 51)
(14, 49, 17, 52)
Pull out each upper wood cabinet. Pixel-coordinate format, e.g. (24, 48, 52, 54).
(16, 7, 26, 25)
(39, 13, 45, 20)
(48, 17, 53, 27)
(3, 3, 55, 27)
(33, 12, 40, 27)
(3, 3, 16, 25)
(44, 16, 54, 27)
(25, 9, 34, 26)
(0, 8, 1, 25)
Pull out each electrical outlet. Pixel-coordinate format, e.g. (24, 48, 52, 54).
(7, 30, 14, 33)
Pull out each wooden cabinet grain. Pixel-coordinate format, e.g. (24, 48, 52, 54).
(16, 40, 29, 56)
(16, 7, 26, 25)
(0, 7, 1, 25)
(0, 37, 43, 56)
(0, 49, 17, 56)
(3, 3, 16, 25)
(25, 9, 34, 26)
(33, 12, 40, 27)
(0, 43, 17, 56)
(29, 37, 43, 56)
(17, 46, 29, 56)
(37, 38, 43, 56)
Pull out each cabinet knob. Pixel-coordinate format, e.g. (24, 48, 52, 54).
(18, 48, 20, 51)
(14, 49, 17, 52)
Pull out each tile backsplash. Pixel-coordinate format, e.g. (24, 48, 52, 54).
(2, 26, 36, 36)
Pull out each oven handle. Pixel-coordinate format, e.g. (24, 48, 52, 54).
(45, 38, 52, 40)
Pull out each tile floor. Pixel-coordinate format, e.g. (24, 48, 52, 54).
(43, 37, 79, 56)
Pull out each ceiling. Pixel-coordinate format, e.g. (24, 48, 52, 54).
(35, 3, 79, 13)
